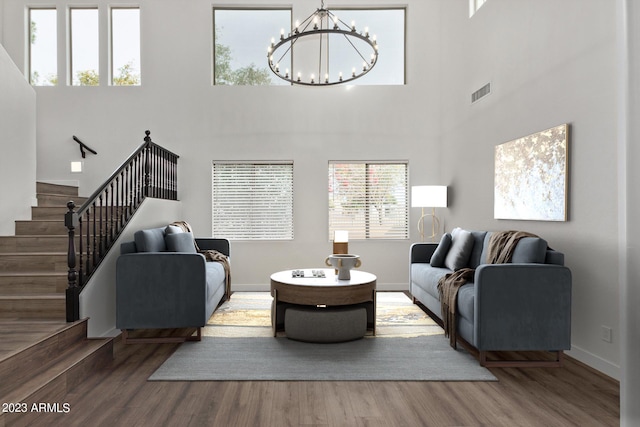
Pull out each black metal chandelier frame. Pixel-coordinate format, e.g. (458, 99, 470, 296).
(267, 3, 379, 86)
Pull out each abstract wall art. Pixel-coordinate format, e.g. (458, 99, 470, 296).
(494, 124, 569, 221)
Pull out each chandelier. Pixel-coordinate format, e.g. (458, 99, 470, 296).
(267, 1, 379, 86)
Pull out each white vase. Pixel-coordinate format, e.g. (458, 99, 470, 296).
(325, 254, 362, 280)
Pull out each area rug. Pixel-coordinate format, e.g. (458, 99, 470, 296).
(203, 291, 442, 338)
(148, 336, 497, 381)
(149, 292, 497, 382)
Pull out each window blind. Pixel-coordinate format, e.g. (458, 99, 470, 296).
(328, 161, 408, 240)
(212, 162, 294, 240)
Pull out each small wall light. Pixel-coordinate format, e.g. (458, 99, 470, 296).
(70, 161, 83, 173)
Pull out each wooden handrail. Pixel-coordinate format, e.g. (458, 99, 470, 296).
(65, 130, 179, 322)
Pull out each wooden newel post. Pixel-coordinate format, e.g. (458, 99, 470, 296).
(65, 201, 80, 322)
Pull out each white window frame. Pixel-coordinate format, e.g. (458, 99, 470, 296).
(212, 161, 294, 240)
(328, 161, 409, 240)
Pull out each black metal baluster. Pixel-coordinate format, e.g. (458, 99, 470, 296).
(92, 203, 98, 271)
(109, 182, 114, 243)
(78, 215, 84, 288)
(85, 207, 92, 277)
(98, 194, 104, 258)
(144, 143, 150, 198)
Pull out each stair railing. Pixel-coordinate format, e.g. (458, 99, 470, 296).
(65, 130, 179, 322)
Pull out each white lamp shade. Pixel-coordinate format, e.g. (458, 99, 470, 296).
(411, 185, 448, 208)
(334, 230, 349, 243)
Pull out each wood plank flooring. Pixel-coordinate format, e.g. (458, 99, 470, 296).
(4, 328, 619, 427)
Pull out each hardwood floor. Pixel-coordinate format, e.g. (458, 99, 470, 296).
(5, 329, 619, 427)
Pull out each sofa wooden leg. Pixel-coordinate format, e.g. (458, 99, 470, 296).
(121, 328, 202, 344)
(479, 350, 564, 368)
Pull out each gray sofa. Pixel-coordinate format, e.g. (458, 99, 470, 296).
(116, 226, 230, 343)
(410, 228, 572, 367)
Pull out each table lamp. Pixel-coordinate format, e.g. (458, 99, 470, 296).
(411, 186, 448, 241)
(333, 230, 349, 255)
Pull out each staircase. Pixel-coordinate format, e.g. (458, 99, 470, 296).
(0, 182, 86, 319)
(0, 183, 113, 427)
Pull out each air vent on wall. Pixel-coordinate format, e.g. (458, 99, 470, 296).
(471, 82, 491, 103)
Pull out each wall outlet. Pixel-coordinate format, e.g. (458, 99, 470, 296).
(601, 326, 613, 343)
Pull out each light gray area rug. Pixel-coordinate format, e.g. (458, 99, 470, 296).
(149, 336, 497, 382)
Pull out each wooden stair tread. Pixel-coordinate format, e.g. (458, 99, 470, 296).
(0, 317, 113, 405)
(0, 235, 70, 238)
(0, 251, 67, 255)
(15, 219, 64, 223)
(0, 319, 74, 361)
(1, 338, 112, 405)
(0, 294, 65, 300)
(0, 272, 67, 277)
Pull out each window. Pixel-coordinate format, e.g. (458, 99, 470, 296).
(328, 162, 408, 240)
(470, 0, 488, 17)
(212, 162, 294, 240)
(70, 8, 99, 86)
(213, 8, 291, 85)
(29, 8, 57, 86)
(332, 8, 405, 85)
(111, 8, 141, 86)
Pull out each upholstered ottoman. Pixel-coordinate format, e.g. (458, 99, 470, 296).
(284, 306, 367, 343)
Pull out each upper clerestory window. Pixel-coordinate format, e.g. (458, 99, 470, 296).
(213, 8, 292, 86)
(111, 7, 141, 86)
(29, 8, 58, 86)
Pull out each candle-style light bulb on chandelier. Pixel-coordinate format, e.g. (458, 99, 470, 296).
(267, 1, 379, 86)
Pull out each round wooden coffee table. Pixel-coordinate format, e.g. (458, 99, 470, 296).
(270, 268, 377, 338)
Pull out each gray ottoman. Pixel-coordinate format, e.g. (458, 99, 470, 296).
(284, 306, 367, 343)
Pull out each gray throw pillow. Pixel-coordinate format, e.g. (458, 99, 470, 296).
(165, 232, 197, 253)
(430, 233, 452, 267)
(164, 225, 183, 235)
(511, 237, 548, 263)
(444, 228, 474, 271)
(134, 228, 167, 252)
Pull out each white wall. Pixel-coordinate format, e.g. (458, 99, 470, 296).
(437, 0, 620, 377)
(0, 0, 625, 379)
(1, 0, 441, 290)
(0, 43, 36, 236)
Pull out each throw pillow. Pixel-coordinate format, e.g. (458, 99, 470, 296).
(444, 228, 474, 271)
(511, 237, 548, 263)
(430, 233, 452, 267)
(134, 228, 167, 252)
(164, 225, 183, 235)
(165, 232, 197, 253)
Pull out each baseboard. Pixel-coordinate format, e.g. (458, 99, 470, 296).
(567, 345, 620, 380)
(232, 283, 409, 293)
(93, 326, 121, 339)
